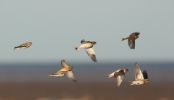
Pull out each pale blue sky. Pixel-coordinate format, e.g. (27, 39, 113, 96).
(0, 0, 174, 62)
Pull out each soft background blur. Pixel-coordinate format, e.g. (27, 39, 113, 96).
(0, 0, 174, 62)
(0, 0, 174, 100)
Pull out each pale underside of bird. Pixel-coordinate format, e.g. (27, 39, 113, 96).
(49, 59, 77, 82)
(14, 41, 32, 50)
(108, 68, 128, 87)
(130, 63, 149, 86)
(122, 32, 140, 49)
(75, 39, 97, 62)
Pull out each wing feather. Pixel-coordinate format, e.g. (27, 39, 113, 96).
(128, 39, 135, 49)
(86, 48, 97, 62)
(143, 70, 148, 79)
(66, 71, 76, 81)
(108, 71, 115, 78)
(135, 63, 144, 80)
(116, 75, 124, 87)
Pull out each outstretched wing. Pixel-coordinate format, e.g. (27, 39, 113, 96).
(134, 63, 144, 80)
(108, 71, 116, 78)
(49, 67, 66, 77)
(116, 75, 124, 87)
(128, 39, 135, 49)
(86, 48, 97, 62)
(66, 71, 76, 82)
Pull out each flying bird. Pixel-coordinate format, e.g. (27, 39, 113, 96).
(107, 68, 128, 87)
(130, 63, 149, 85)
(122, 32, 140, 49)
(75, 39, 97, 62)
(49, 59, 77, 82)
(14, 41, 32, 50)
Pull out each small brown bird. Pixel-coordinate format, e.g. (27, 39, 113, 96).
(49, 59, 77, 82)
(122, 32, 140, 49)
(75, 39, 97, 62)
(14, 41, 32, 50)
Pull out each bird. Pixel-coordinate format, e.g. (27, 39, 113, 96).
(49, 59, 77, 82)
(14, 41, 32, 50)
(130, 63, 149, 86)
(75, 39, 97, 62)
(122, 32, 140, 49)
(107, 68, 128, 87)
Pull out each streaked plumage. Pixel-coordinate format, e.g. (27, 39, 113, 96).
(49, 59, 77, 82)
(122, 32, 140, 49)
(14, 41, 32, 50)
(108, 68, 128, 87)
(75, 39, 97, 62)
(130, 63, 149, 85)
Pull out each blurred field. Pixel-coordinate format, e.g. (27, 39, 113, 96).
(0, 62, 174, 100)
(0, 82, 173, 100)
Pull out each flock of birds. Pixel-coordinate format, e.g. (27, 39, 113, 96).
(14, 32, 149, 87)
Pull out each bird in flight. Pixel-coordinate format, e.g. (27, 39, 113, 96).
(130, 63, 149, 85)
(14, 41, 32, 50)
(107, 68, 128, 87)
(122, 32, 140, 49)
(49, 59, 77, 82)
(75, 39, 97, 62)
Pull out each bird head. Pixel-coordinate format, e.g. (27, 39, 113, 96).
(61, 59, 66, 63)
(134, 32, 140, 36)
(124, 68, 129, 73)
(81, 39, 86, 43)
(92, 41, 96, 45)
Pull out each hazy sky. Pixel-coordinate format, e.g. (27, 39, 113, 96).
(0, 0, 174, 63)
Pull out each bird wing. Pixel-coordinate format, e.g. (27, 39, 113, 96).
(50, 71, 64, 77)
(108, 71, 116, 78)
(134, 63, 144, 80)
(66, 71, 76, 81)
(128, 38, 135, 49)
(54, 67, 67, 75)
(48, 68, 65, 77)
(61, 60, 72, 69)
(108, 69, 123, 78)
(86, 48, 97, 62)
(116, 75, 124, 87)
(22, 42, 32, 47)
(76, 43, 93, 50)
(143, 70, 148, 79)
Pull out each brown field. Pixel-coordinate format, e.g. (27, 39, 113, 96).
(0, 82, 173, 100)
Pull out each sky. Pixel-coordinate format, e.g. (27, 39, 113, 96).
(0, 0, 174, 63)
